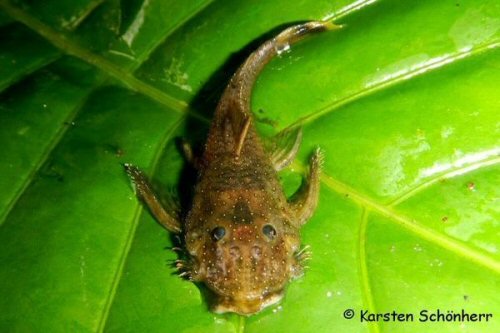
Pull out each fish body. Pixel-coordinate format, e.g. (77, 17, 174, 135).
(126, 21, 334, 315)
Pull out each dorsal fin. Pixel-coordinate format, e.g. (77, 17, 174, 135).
(214, 102, 251, 158)
(234, 115, 251, 158)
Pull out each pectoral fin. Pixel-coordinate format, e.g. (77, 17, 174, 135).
(288, 148, 323, 227)
(124, 164, 182, 233)
(268, 127, 303, 171)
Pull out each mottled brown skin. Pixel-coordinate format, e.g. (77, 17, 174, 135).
(125, 21, 336, 315)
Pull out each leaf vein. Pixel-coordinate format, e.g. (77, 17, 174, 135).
(319, 172, 500, 275)
(0, 85, 100, 227)
(0, 1, 196, 117)
(97, 116, 185, 332)
(283, 40, 500, 132)
(358, 208, 380, 333)
(0, 49, 61, 94)
(389, 155, 500, 207)
(131, 0, 216, 67)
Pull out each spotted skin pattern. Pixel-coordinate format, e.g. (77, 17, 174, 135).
(125, 21, 335, 315)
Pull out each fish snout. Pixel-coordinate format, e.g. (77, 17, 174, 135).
(228, 244, 263, 262)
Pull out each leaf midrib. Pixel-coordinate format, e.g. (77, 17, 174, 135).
(0, 0, 214, 227)
(0, 0, 189, 114)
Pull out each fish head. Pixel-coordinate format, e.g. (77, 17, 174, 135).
(186, 195, 303, 315)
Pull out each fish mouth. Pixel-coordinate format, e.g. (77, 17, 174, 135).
(211, 290, 284, 315)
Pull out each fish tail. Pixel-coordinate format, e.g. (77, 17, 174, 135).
(214, 21, 341, 158)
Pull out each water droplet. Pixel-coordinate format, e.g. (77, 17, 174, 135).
(276, 43, 290, 55)
(440, 126, 454, 139)
(430, 258, 443, 267)
(17, 126, 30, 136)
(413, 244, 422, 252)
(326, 291, 332, 298)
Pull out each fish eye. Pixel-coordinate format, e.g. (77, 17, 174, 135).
(211, 226, 226, 241)
(262, 224, 277, 240)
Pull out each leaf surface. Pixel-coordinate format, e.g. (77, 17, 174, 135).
(0, 0, 498, 332)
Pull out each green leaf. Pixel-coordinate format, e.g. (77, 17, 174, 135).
(0, 0, 498, 332)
